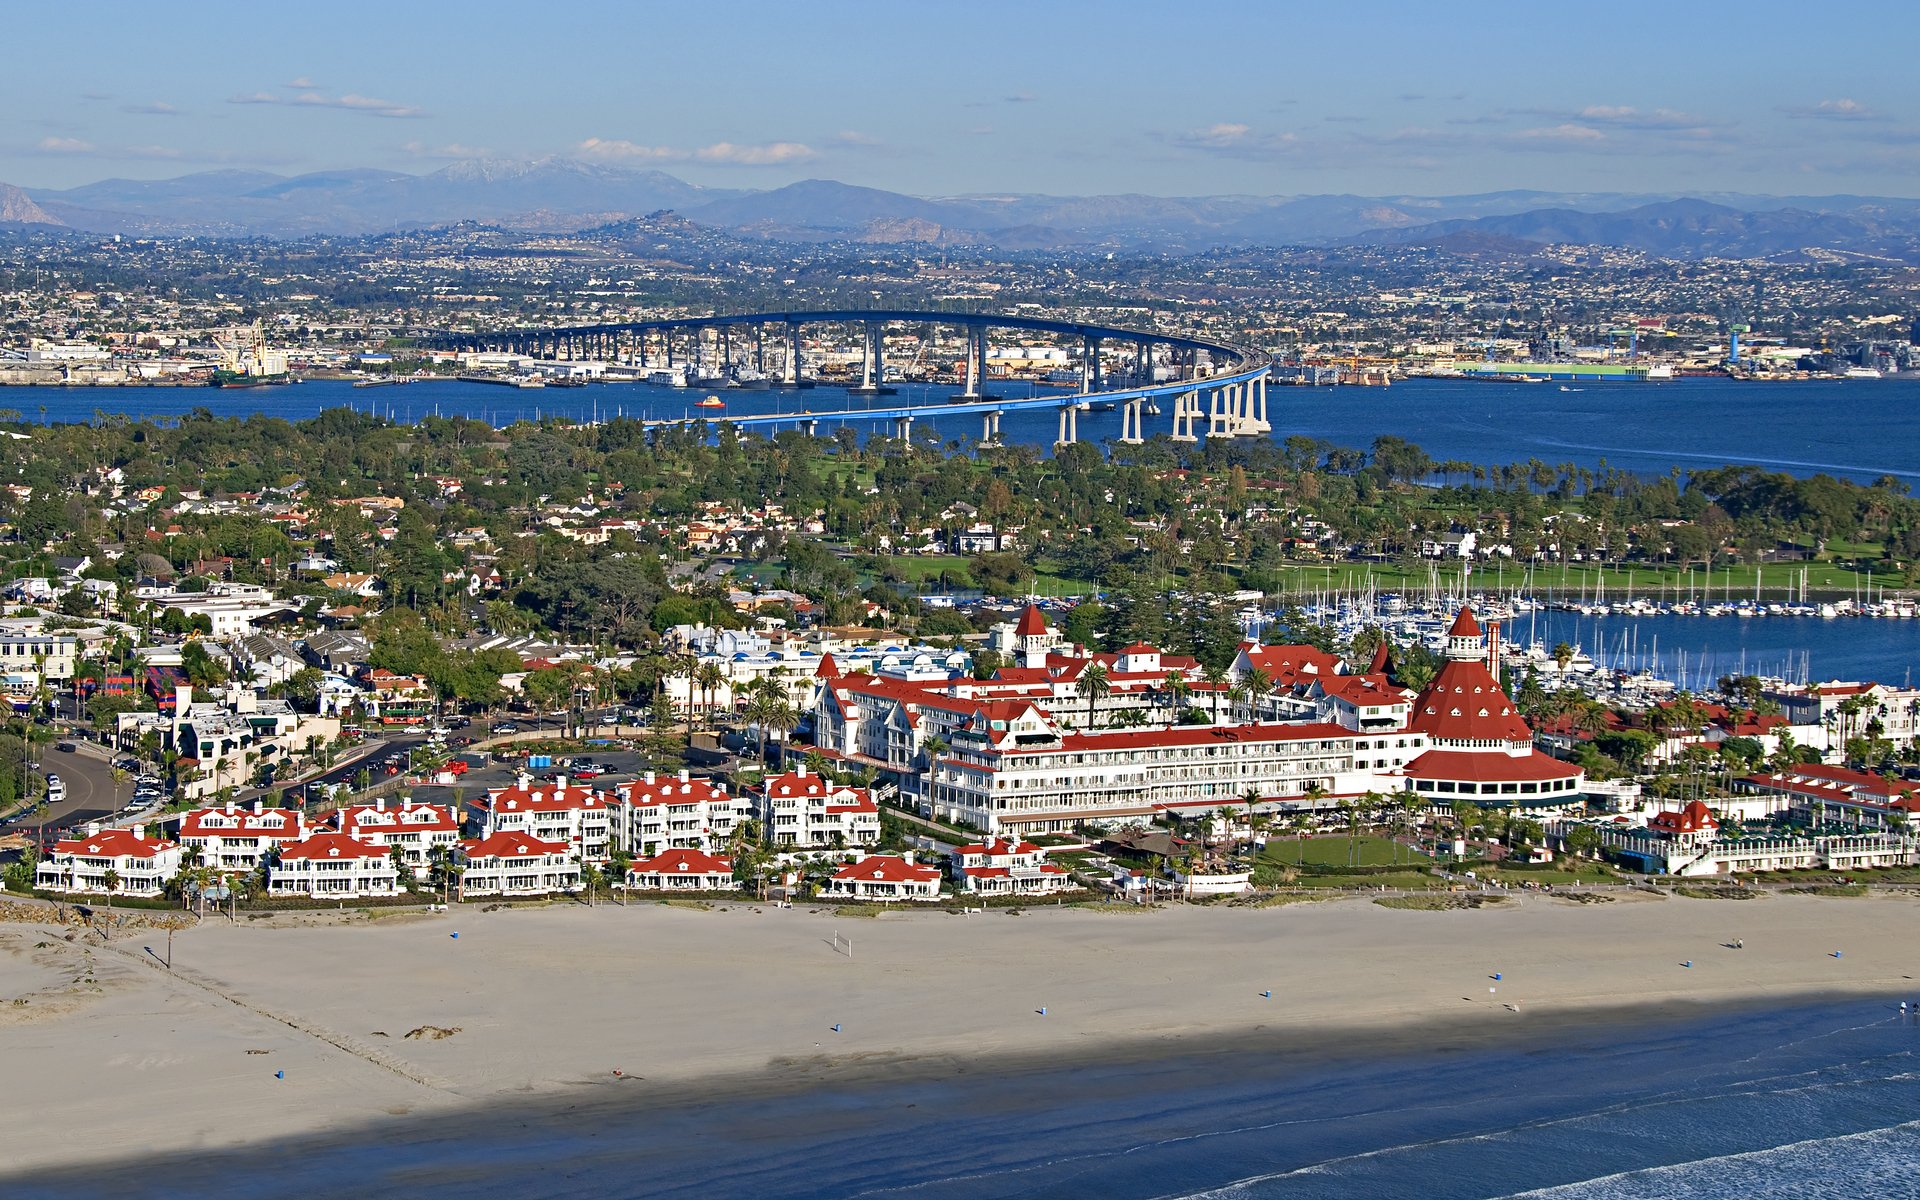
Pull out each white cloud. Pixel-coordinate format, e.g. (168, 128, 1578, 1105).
(1511, 123, 1608, 144)
(121, 101, 180, 116)
(401, 141, 493, 159)
(285, 76, 317, 89)
(229, 89, 425, 118)
(575, 137, 816, 166)
(35, 137, 96, 153)
(695, 141, 815, 165)
(1781, 97, 1882, 121)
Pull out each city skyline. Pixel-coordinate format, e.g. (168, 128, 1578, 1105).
(6, 0, 1918, 198)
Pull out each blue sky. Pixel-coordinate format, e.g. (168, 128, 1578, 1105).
(6, 0, 1917, 197)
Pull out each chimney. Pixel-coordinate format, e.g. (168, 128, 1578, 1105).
(678, 769, 690, 784)
(84, 821, 102, 836)
(252, 799, 262, 815)
(133, 823, 146, 840)
(516, 771, 531, 789)
(796, 762, 807, 777)
(376, 795, 387, 811)
(555, 774, 568, 790)
(644, 771, 655, 786)
(225, 797, 236, 813)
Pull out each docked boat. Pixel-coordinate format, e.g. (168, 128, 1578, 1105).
(645, 367, 688, 388)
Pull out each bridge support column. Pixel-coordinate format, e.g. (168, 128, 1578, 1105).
(1081, 335, 1099, 394)
(1117, 399, 1144, 444)
(802, 419, 818, 438)
(893, 415, 913, 442)
(755, 326, 765, 374)
(1171, 390, 1200, 442)
(1136, 340, 1151, 386)
(786, 321, 804, 386)
(981, 411, 1003, 446)
(1255, 375, 1270, 432)
(1055, 404, 1079, 447)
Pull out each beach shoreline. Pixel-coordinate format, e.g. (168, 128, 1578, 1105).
(5, 891, 1918, 1191)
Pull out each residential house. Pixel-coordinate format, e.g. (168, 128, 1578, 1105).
(331, 799, 461, 879)
(825, 853, 941, 901)
(457, 831, 580, 898)
(623, 848, 737, 892)
(35, 823, 182, 895)
(269, 831, 401, 898)
(949, 838, 1074, 896)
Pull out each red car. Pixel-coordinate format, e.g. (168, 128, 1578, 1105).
(572, 766, 601, 780)
(445, 760, 470, 776)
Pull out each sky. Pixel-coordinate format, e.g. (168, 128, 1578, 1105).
(5, 0, 1918, 198)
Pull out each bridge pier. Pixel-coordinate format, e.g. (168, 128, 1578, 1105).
(980, 410, 1002, 446)
(786, 321, 808, 388)
(1081, 335, 1101, 394)
(892, 415, 914, 442)
(1170, 390, 1200, 442)
(1055, 403, 1080, 447)
(850, 321, 895, 396)
(959, 324, 993, 399)
(802, 418, 819, 438)
(1117, 398, 1144, 444)
(1208, 387, 1233, 438)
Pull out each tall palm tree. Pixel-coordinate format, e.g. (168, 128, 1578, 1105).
(694, 662, 728, 727)
(1244, 668, 1274, 721)
(1162, 672, 1192, 725)
(1076, 662, 1110, 730)
(1202, 663, 1231, 725)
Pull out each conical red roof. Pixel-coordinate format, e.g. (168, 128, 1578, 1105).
(815, 652, 841, 678)
(1410, 657, 1532, 743)
(1447, 607, 1482, 638)
(1367, 641, 1392, 676)
(1014, 604, 1050, 637)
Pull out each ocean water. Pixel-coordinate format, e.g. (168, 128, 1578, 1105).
(13, 998, 1920, 1199)
(1514, 611, 1920, 687)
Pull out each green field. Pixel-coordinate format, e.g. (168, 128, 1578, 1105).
(1245, 558, 1899, 601)
(1261, 835, 1431, 868)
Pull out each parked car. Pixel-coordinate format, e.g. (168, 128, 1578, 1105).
(492, 723, 520, 735)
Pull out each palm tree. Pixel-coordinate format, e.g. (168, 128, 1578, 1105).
(1076, 662, 1110, 729)
(100, 867, 120, 935)
(1162, 672, 1193, 725)
(1198, 660, 1228, 725)
(694, 662, 728, 728)
(1244, 668, 1273, 721)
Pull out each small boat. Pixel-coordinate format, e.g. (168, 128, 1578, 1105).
(695, 395, 726, 409)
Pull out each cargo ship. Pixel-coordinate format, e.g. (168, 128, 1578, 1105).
(209, 368, 291, 389)
(1455, 362, 1674, 382)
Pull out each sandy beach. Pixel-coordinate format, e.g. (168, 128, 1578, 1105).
(3, 890, 1917, 1184)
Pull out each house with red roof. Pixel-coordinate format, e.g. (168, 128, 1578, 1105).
(826, 853, 941, 901)
(36, 823, 182, 895)
(177, 801, 309, 872)
(330, 798, 461, 879)
(949, 838, 1074, 896)
(623, 848, 737, 892)
(610, 770, 749, 857)
(457, 831, 580, 898)
(477, 776, 613, 863)
(268, 830, 400, 898)
(756, 764, 880, 850)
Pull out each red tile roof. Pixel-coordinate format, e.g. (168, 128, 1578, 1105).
(832, 855, 940, 884)
(628, 848, 733, 876)
(1649, 800, 1719, 835)
(1013, 604, 1050, 638)
(461, 831, 570, 860)
(277, 831, 392, 861)
(1448, 607, 1483, 637)
(51, 828, 174, 858)
(1403, 749, 1582, 784)
(1411, 658, 1532, 743)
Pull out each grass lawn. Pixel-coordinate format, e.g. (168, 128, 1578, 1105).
(1293, 870, 1438, 890)
(1261, 835, 1432, 868)
(1246, 558, 1896, 601)
(1477, 864, 1620, 886)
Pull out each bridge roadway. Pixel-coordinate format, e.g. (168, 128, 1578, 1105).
(426, 309, 1274, 445)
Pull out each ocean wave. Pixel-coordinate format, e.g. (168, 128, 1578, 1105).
(1488, 1119, 1920, 1200)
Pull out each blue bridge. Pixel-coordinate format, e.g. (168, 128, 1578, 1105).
(421, 309, 1272, 445)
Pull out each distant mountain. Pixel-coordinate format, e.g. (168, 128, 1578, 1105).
(28, 159, 747, 237)
(14, 162, 1920, 257)
(0, 182, 62, 227)
(1358, 198, 1920, 262)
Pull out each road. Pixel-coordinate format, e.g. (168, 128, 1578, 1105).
(5, 738, 132, 848)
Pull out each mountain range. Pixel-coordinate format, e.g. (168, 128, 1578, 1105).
(6, 158, 1920, 261)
